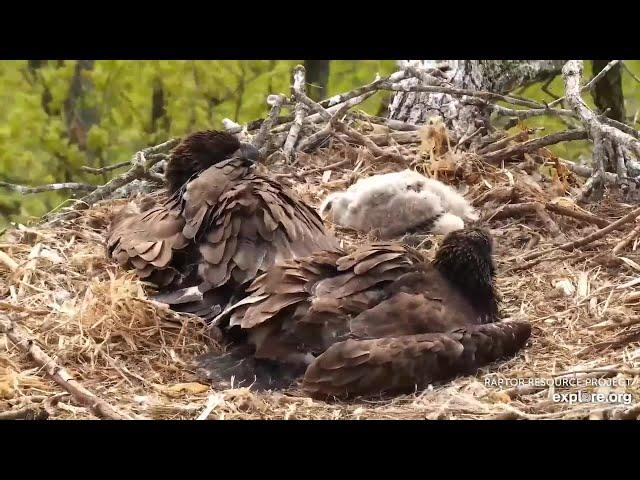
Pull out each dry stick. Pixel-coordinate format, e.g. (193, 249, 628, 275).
(477, 129, 534, 155)
(45, 138, 179, 225)
(294, 89, 406, 163)
(81, 160, 131, 174)
(349, 111, 422, 131)
(560, 159, 619, 183)
(253, 94, 286, 154)
(521, 204, 640, 262)
(545, 202, 611, 228)
(613, 223, 640, 255)
(0, 250, 19, 272)
(489, 103, 575, 119)
(0, 315, 131, 420)
(482, 129, 588, 164)
(0, 181, 96, 194)
(380, 80, 545, 109)
(270, 91, 383, 135)
(591, 316, 640, 331)
(296, 99, 359, 153)
(489, 202, 562, 237)
(503, 253, 567, 273)
(318, 69, 409, 108)
(549, 60, 621, 108)
(283, 66, 309, 160)
(600, 115, 640, 140)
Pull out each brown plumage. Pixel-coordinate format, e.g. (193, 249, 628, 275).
(205, 227, 531, 398)
(106, 130, 338, 319)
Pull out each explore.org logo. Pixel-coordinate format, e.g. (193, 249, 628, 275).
(552, 391, 633, 405)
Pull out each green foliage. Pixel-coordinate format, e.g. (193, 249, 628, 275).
(1, 60, 639, 228)
(0, 60, 396, 227)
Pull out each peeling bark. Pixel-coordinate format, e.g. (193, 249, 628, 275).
(388, 60, 565, 138)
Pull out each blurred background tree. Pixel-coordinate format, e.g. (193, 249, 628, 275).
(1, 60, 639, 228)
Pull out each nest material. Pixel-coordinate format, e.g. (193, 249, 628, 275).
(2, 124, 640, 420)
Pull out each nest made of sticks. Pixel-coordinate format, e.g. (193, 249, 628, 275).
(2, 120, 640, 420)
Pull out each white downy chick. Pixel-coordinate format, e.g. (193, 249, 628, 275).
(319, 169, 476, 239)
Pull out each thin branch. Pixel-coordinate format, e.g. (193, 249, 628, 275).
(489, 103, 575, 119)
(81, 160, 131, 174)
(0, 314, 131, 420)
(545, 201, 611, 228)
(254, 94, 286, 154)
(296, 100, 356, 153)
(522, 205, 640, 261)
(0, 181, 96, 194)
(622, 61, 640, 84)
(612, 223, 640, 255)
(319, 70, 409, 108)
(488, 202, 562, 237)
(45, 138, 179, 225)
(294, 87, 406, 163)
(482, 129, 588, 164)
(380, 79, 546, 110)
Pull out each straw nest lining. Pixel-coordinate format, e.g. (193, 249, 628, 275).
(2, 126, 640, 420)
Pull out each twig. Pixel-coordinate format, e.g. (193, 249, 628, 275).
(294, 87, 406, 163)
(0, 314, 131, 420)
(296, 100, 356, 153)
(319, 70, 409, 108)
(522, 205, 640, 261)
(45, 138, 179, 225)
(613, 223, 640, 255)
(380, 79, 546, 109)
(81, 160, 131, 174)
(489, 202, 562, 237)
(0, 250, 19, 272)
(349, 111, 422, 131)
(0, 181, 96, 194)
(270, 92, 381, 135)
(477, 129, 535, 155)
(488, 103, 575, 119)
(196, 393, 224, 420)
(504, 253, 568, 273)
(482, 129, 588, 164)
(254, 94, 286, 155)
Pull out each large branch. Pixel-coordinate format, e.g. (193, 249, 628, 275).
(562, 60, 640, 200)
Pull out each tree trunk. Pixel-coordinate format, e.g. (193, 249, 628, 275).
(387, 60, 565, 138)
(64, 60, 98, 150)
(150, 77, 169, 134)
(304, 60, 331, 101)
(591, 60, 625, 124)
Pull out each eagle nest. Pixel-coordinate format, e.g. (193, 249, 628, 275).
(2, 122, 640, 420)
